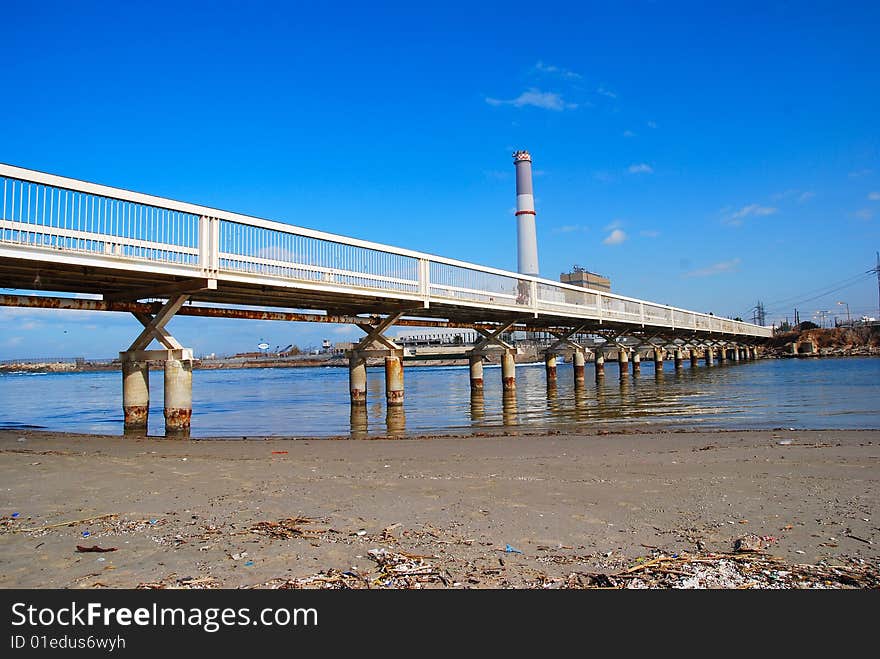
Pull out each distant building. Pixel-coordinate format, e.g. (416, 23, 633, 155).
(560, 265, 611, 292)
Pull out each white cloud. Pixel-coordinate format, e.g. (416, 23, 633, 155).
(533, 61, 581, 80)
(597, 85, 617, 99)
(646, 120, 658, 129)
(627, 163, 653, 174)
(604, 219, 624, 231)
(854, 208, 874, 220)
(868, 191, 880, 201)
(553, 224, 588, 234)
(724, 204, 778, 226)
(623, 130, 636, 138)
(640, 230, 660, 238)
(683, 258, 742, 278)
(486, 88, 577, 111)
(602, 229, 628, 245)
(798, 191, 815, 203)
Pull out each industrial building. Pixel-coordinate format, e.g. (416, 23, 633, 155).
(560, 266, 611, 292)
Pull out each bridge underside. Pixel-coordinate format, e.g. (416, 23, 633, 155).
(0, 255, 753, 338)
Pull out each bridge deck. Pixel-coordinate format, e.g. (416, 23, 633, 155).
(0, 163, 771, 338)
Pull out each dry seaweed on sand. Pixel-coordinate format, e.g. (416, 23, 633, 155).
(531, 552, 880, 589)
(248, 516, 329, 539)
(137, 575, 222, 590)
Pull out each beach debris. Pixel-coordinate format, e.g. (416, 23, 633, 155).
(76, 545, 118, 553)
(11, 512, 20, 518)
(271, 451, 288, 455)
(367, 548, 444, 588)
(230, 551, 248, 560)
(138, 575, 222, 589)
(249, 517, 327, 540)
(733, 534, 764, 553)
(777, 440, 794, 446)
(845, 533, 873, 545)
(7, 513, 118, 534)
(504, 544, 524, 554)
(244, 560, 255, 566)
(380, 523, 402, 542)
(530, 552, 880, 589)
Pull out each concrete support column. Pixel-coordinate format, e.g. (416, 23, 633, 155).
(122, 360, 149, 429)
(164, 359, 192, 432)
(718, 347, 727, 363)
(349, 353, 367, 404)
(501, 350, 516, 391)
(653, 348, 664, 372)
(617, 347, 629, 378)
(631, 351, 641, 374)
(544, 353, 557, 385)
(704, 347, 714, 366)
(573, 350, 586, 386)
(752, 346, 760, 359)
(384, 354, 404, 406)
(595, 351, 605, 379)
(674, 348, 684, 370)
(689, 348, 698, 367)
(469, 354, 484, 391)
(732, 346, 740, 362)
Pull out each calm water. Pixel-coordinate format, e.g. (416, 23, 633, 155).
(0, 358, 878, 438)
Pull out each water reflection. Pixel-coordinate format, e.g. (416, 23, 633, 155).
(1, 358, 878, 438)
(502, 390, 518, 427)
(385, 406, 406, 437)
(469, 390, 485, 422)
(350, 404, 368, 439)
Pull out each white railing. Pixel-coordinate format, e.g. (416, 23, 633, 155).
(0, 164, 772, 338)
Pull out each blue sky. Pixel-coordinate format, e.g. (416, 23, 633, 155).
(1, 1, 879, 358)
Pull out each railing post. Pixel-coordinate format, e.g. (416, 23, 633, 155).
(199, 215, 211, 272)
(419, 258, 430, 307)
(597, 293, 603, 323)
(210, 217, 220, 273)
(530, 280, 538, 315)
(639, 302, 645, 326)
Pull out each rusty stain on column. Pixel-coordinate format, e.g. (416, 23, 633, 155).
(469, 354, 484, 391)
(617, 346, 629, 379)
(594, 350, 605, 379)
(164, 358, 192, 433)
(384, 355, 404, 406)
(501, 350, 516, 391)
(573, 349, 586, 386)
(631, 350, 641, 374)
(690, 348, 699, 367)
(349, 352, 367, 405)
(122, 360, 149, 429)
(653, 347, 664, 372)
(544, 353, 557, 386)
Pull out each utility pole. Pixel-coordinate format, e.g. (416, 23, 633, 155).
(875, 252, 879, 320)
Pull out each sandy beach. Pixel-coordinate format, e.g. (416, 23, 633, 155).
(1, 428, 878, 588)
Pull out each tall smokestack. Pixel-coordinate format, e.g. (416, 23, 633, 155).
(513, 150, 539, 276)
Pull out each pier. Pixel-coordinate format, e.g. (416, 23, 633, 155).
(0, 162, 770, 434)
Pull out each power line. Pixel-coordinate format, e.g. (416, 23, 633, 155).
(762, 272, 874, 317)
